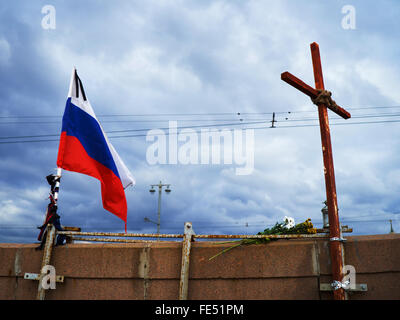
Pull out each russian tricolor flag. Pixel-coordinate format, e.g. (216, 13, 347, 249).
(57, 68, 135, 231)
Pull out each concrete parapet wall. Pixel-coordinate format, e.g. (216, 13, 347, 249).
(0, 234, 399, 300)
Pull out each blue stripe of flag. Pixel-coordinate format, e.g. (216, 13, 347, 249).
(61, 98, 120, 179)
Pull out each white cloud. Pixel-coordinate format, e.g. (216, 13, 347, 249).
(355, 59, 400, 103)
(0, 37, 11, 65)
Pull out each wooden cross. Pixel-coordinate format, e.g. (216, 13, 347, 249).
(281, 42, 351, 300)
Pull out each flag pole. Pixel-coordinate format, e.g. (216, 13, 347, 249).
(36, 167, 63, 249)
(53, 167, 62, 205)
(36, 167, 63, 299)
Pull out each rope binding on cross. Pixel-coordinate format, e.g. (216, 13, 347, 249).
(311, 89, 340, 110)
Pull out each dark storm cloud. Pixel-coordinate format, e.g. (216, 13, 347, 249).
(1, 0, 400, 242)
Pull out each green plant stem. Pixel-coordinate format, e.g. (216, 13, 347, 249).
(208, 242, 243, 261)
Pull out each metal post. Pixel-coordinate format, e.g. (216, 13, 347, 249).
(35, 167, 62, 300)
(281, 43, 351, 300)
(157, 182, 162, 234)
(37, 224, 56, 300)
(179, 222, 195, 300)
(270, 112, 276, 128)
(311, 42, 345, 300)
(148, 181, 171, 234)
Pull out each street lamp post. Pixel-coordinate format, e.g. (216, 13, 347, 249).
(147, 181, 171, 234)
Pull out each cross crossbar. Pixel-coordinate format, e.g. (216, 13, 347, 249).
(281, 72, 351, 119)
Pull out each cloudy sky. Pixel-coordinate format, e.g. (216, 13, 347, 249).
(1, 0, 399, 243)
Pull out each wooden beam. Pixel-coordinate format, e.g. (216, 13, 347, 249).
(310, 42, 346, 301)
(281, 71, 351, 119)
(280, 42, 350, 300)
(281, 71, 318, 98)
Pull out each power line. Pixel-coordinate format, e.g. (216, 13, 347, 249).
(2, 109, 400, 135)
(1, 117, 400, 145)
(283, 112, 400, 122)
(0, 218, 397, 231)
(2, 110, 400, 138)
(0, 114, 397, 125)
(2, 105, 400, 119)
(2, 111, 400, 124)
(0, 121, 258, 140)
(0, 120, 269, 143)
(277, 119, 400, 129)
(0, 118, 258, 125)
(0, 112, 269, 120)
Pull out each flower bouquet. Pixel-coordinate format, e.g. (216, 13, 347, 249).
(209, 216, 317, 260)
